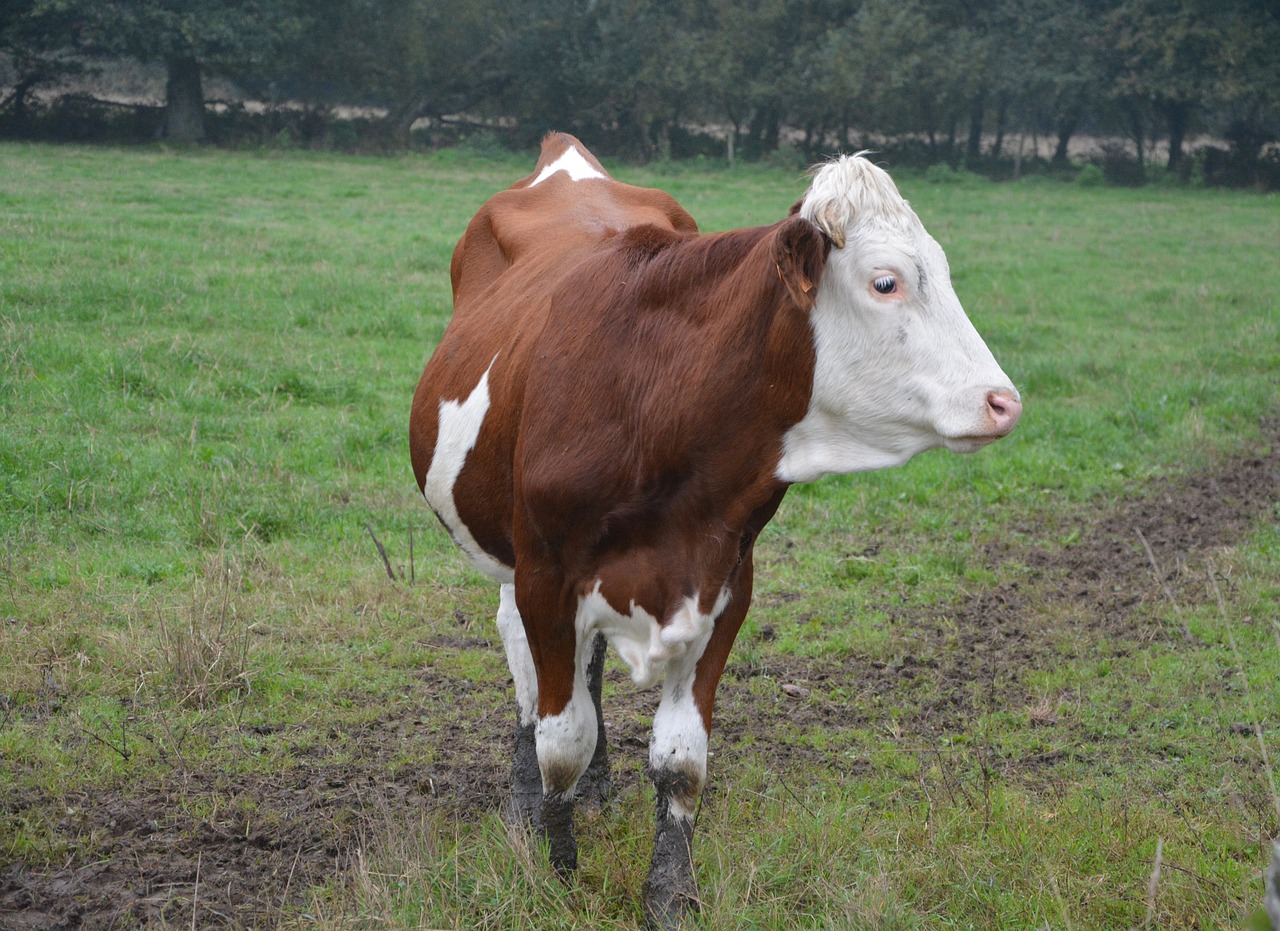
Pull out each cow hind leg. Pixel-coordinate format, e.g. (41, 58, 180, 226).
(495, 583, 542, 825)
(576, 633, 612, 809)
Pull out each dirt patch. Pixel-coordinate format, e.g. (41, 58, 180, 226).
(2, 425, 1275, 929)
(0, 707, 512, 930)
(715, 423, 1278, 748)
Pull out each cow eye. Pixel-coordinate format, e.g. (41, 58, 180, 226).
(873, 275, 897, 295)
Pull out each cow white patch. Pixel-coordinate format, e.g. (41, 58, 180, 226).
(648, 599, 723, 820)
(535, 626, 598, 797)
(529, 146, 606, 187)
(422, 359, 513, 582)
(496, 583, 538, 727)
(577, 584, 727, 690)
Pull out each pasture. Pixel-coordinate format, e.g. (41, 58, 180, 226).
(0, 142, 1277, 929)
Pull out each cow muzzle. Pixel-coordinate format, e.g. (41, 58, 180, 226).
(985, 389, 1022, 437)
(942, 388, 1022, 453)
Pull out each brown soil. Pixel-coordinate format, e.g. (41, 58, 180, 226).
(2, 424, 1276, 930)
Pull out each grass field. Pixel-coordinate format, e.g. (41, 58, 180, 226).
(1, 141, 1278, 930)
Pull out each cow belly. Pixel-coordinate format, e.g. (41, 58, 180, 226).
(578, 581, 731, 688)
(422, 361, 514, 583)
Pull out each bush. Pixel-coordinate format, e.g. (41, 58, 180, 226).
(1098, 143, 1146, 187)
(457, 130, 511, 159)
(1076, 163, 1104, 187)
(763, 143, 807, 172)
(924, 162, 981, 184)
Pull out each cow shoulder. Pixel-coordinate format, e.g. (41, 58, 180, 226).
(514, 218, 824, 544)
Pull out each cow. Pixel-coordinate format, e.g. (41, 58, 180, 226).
(409, 132, 1021, 928)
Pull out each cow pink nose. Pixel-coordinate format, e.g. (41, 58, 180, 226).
(986, 390, 1022, 435)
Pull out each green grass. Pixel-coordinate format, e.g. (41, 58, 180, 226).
(1, 143, 1277, 929)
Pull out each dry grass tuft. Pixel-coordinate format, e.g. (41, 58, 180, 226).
(154, 555, 256, 708)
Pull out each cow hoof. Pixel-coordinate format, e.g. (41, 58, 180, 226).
(551, 850, 578, 880)
(642, 881, 700, 930)
(576, 764, 613, 812)
(540, 793, 578, 879)
(505, 787, 542, 830)
(507, 721, 542, 827)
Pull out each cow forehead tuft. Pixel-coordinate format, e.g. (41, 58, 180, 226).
(800, 154, 917, 236)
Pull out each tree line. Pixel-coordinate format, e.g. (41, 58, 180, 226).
(2, 0, 1278, 184)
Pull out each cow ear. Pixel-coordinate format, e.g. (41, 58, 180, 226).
(772, 216, 829, 310)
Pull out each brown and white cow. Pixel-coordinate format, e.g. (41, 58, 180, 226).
(409, 133, 1020, 927)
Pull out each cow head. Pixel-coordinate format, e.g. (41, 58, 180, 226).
(776, 154, 1021, 483)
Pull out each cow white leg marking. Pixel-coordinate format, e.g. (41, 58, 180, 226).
(642, 594, 724, 928)
(530, 146, 606, 187)
(422, 358, 513, 582)
(647, 590, 728, 814)
(497, 583, 537, 726)
(535, 627, 599, 800)
(497, 582, 543, 825)
(534, 618, 601, 874)
(649, 619, 715, 820)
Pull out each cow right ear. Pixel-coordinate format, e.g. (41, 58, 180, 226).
(772, 217, 829, 310)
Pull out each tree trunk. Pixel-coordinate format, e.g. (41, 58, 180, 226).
(922, 98, 938, 154)
(966, 94, 984, 163)
(748, 107, 780, 156)
(762, 109, 780, 154)
(1122, 100, 1146, 164)
(1053, 114, 1077, 164)
(992, 98, 1008, 158)
(164, 55, 205, 143)
(1164, 100, 1189, 171)
(1, 74, 40, 134)
(384, 91, 431, 148)
(655, 118, 671, 162)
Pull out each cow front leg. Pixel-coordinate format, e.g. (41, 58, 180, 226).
(532, 623, 600, 875)
(644, 766, 700, 930)
(643, 635, 714, 927)
(496, 583, 543, 825)
(643, 565, 756, 929)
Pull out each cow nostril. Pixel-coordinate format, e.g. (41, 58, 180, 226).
(986, 390, 1022, 433)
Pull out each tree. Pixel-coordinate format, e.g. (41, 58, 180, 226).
(44, 0, 302, 142)
(587, 0, 711, 159)
(0, 0, 85, 131)
(709, 0, 796, 159)
(1210, 0, 1280, 180)
(491, 0, 609, 146)
(976, 0, 1107, 166)
(1104, 0, 1223, 169)
(275, 0, 510, 147)
(823, 0, 947, 149)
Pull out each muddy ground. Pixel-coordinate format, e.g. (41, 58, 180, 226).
(2, 424, 1277, 930)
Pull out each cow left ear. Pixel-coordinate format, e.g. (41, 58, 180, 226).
(773, 216, 829, 310)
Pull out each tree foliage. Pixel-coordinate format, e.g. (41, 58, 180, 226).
(2, 0, 1277, 180)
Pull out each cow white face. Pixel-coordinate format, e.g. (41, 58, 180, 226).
(776, 155, 1021, 483)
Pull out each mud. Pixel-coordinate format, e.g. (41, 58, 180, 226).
(2, 423, 1275, 929)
